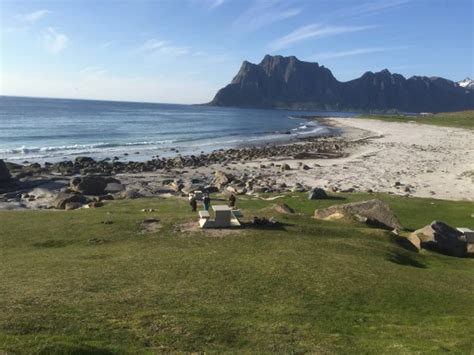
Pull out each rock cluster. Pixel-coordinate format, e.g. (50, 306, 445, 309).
(3, 137, 347, 178)
(314, 199, 403, 230)
(410, 221, 468, 257)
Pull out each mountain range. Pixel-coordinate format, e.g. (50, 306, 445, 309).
(210, 55, 474, 113)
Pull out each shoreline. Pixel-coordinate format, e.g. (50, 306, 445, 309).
(1, 117, 473, 210)
(0, 121, 336, 165)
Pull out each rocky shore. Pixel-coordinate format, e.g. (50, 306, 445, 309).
(1, 117, 473, 210)
(0, 134, 355, 210)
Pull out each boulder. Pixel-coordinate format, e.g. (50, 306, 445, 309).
(214, 170, 233, 189)
(118, 190, 143, 199)
(0, 160, 11, 183)
(169, 180, 184, 192)
(308, 187, 327, 200)
(314, 199, 402, 230)
(273, 203, 295, 214)
(392, 233, 421, 252)
(70, 176, 108, 195)
(412, 221, 467, 257)
(280, 163, 291, 172)
(53, 192, 88, 210)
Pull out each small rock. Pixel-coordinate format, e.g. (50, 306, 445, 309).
(308, 188, 328, 200)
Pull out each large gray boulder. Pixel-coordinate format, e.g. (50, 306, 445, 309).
(0, 160, 11, 183)
(70, 176, 109, 195)
(314, 199, 403, 230)
(412, 221, 467, 257)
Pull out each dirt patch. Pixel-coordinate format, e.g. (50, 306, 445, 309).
(174, 221, 246, 237)
(140, 217, 162, 234)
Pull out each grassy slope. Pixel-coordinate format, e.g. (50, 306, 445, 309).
(0, 193, 473, 353)
(359, 110, 474, 129)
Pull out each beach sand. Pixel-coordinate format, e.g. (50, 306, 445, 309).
(118, 118, 473, 201)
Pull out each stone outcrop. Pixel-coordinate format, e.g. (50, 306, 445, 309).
(412, 221, 467, 257)
(314, 199, 402, 230)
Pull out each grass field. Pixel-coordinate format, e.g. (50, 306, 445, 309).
(1, 193, 473, 353)
(359, 110, 474, 129)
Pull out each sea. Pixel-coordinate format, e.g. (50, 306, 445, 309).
(0, 96, 354, 163)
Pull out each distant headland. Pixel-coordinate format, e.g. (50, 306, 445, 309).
(209, 55, 474, 113)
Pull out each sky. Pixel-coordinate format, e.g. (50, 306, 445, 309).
(1, 0, 473, 104)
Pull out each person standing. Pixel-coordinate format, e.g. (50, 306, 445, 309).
(203, 194, 211, 211)
(228, 193, 236, 208)
(189, 195, 197, 212)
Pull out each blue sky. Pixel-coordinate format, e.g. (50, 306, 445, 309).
(1, 0, 473, 104)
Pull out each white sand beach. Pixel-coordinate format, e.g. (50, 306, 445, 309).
(115, 117, 474, 202)
(237, 118, 474, 201)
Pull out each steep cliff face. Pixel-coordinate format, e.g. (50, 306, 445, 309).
(210, 55, 474, 112)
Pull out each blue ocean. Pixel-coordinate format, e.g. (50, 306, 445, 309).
(0, 96, 352, 163)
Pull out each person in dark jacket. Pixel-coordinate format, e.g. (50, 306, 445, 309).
(189, 195, 197, 212)
(203, 194, 211, 211)
(228, 193, 236, 208)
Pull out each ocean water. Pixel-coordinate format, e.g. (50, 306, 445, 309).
(0, 96, 353, 163)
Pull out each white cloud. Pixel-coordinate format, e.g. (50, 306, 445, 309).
(135, 39, 190, 57)
(17, 10, 51, 23)
(310, 46, 411, 60)
(233, 0, 302, 33)
(269, 24, 376, 50)
(41, 27, 69, 53)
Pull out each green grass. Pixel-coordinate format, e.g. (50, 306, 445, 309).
(359, 110, 474, 129)
(1, 193, 473, 353)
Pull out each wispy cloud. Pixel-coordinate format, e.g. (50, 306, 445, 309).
(337, 0, 412, 19)
(269, 24, 376, 51)
(135, 39, 190, 57)
(207, 0, 226, 10)
(310, 46, 411, 60)
(41, 27, 69, 53)
(233, 0, 302, 33)
(17, 10, 51, 23)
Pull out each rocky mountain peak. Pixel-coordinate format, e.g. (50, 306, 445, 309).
(210, 55, 474, 112)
